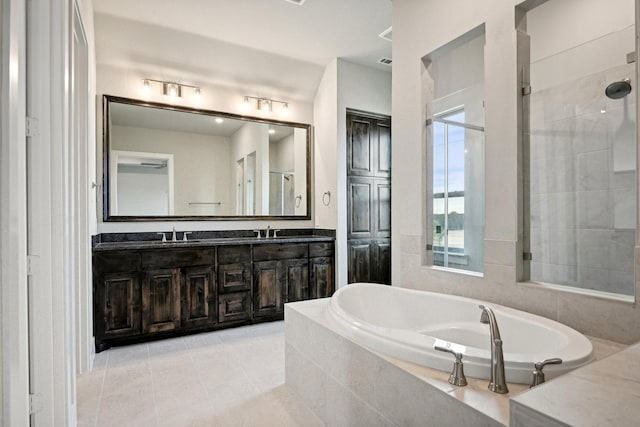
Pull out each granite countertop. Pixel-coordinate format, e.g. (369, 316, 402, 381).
(93, 235, 335, 252)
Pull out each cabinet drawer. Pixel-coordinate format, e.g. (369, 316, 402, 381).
(253, 243, 308, 261)
(218, 262, 251, 293)
(141, 248, 215, 269)
(218, 292, 251, 323)
(94, 251, 141, 273)
(309, 242, 334, 257)
(218, 245, 251, 264)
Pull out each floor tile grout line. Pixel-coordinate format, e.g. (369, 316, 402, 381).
(146, 344, 161, 427)
(94, 351, 109, 427)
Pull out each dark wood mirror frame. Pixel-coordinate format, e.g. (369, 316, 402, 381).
(102, 95, 312, 222)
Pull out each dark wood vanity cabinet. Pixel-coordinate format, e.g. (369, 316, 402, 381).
(93, 239, 334, 351)
(310, 243, 335, 299)
(217, 246, 252, 324)
(253, 244, 309, 317)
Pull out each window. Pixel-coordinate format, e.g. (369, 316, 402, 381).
(431, 110, 484, 272)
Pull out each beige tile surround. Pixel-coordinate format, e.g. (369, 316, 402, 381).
(285, 298, 628, 427)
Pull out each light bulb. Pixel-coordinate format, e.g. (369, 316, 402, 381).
(268, 129, 275, 134)
(194, 87, 201, 99)
(242, 96, 251, 111)
(142, 79, 151, 96)
(260, 99, 271, 113)
(280, 102, 289, 117)
(215, 118, 224, 124)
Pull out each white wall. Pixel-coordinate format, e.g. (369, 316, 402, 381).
(230, 122, 269, 215)
(393, 0, 640, 344)
(528, 0, 636, 91)
(112, 125, 233, 215)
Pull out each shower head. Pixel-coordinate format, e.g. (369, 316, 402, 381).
(605, 79, 632, 99)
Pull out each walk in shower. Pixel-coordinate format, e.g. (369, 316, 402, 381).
(521, 0, 637, 297)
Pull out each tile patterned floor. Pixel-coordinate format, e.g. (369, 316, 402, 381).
(77, 321, 325, 427)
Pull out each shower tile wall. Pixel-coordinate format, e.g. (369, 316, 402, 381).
(528, 63, 636, 296)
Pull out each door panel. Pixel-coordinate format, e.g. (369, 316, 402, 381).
(182, 266, 215, 328)
(284, 259, 309, 302)
(142, 268, 181, 333)
(310, 257, 335, 298)
(101, 273, 141, 337)
(348, 179, 373, 237)
(348, 119, 372, 174)
(376, 181, 391, 236)
(348, 242, 372, 283)
(377, 123, 392, 176)
(253, 260, 283, 317)
(374, 240, 392, 285)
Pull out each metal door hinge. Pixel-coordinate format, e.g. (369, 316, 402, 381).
(29, 393, 43, 414)
(523, 252, 533, 261)
(426, 244, 433, 251)
(522, 85, 531, 96)
(425, 118, 433, 127)
(27, 254, 40, 275)
(26, 116, 40, 137)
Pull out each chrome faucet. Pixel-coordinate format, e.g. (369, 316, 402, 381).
(265, 225, 271, 238)
(479, 305, 509, 394)
(171, 227, 177, 242)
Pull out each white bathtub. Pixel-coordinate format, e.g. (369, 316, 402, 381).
(327, 283, 594, 384)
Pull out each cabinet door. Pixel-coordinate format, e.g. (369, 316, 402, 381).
(181, 266, 215, 329)
(98, 272, 141, 338)
(284, 258, 309, 302)
(218, 262, 251, 293)
(218, 292, 251, 323)
(310, 257, 335, 299)
(373, 240, 391, 285)
(253, 260, 284, 318)
(142, 268, 181, 333)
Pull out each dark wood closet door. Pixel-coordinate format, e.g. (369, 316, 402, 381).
(347, 111, 391, 285)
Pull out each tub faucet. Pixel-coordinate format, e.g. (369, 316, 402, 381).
(479, 305, 509, 394)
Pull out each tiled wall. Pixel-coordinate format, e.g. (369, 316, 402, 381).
(528, 63, 637, 296)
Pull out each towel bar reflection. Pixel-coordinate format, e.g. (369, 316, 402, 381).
(188, 202, 221, 206)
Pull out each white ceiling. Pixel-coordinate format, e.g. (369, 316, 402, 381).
(93, 0, 392, 102)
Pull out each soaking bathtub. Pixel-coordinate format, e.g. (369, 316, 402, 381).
(327, 283, 594, 384)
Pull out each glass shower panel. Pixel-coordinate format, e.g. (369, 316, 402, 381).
(524, 24, 636, 297)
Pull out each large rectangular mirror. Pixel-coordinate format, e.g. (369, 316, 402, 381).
(102, 95, 311, 221)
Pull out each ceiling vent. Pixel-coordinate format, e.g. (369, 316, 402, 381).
(378, 57, 393, 66)
(284, 0, 307, 5)
(379, 26, 392, 42)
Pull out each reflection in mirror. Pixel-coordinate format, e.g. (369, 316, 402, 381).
(103, 95, 310, 220)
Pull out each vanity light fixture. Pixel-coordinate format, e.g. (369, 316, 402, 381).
(142, 78, 201, 98)
(243, 95, 289, 115)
